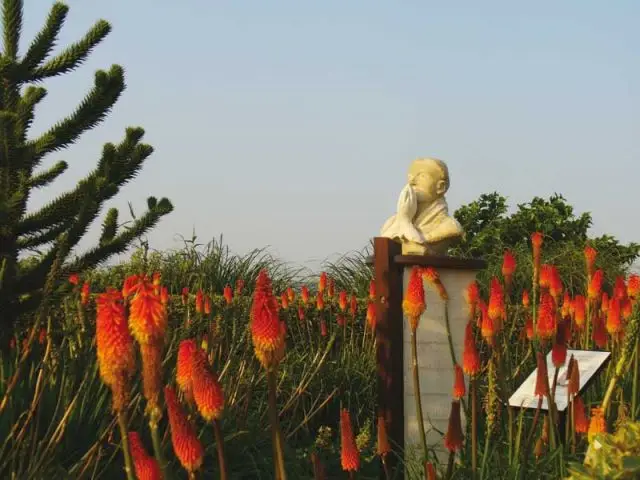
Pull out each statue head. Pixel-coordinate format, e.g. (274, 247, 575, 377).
(407, 157, 450, 204)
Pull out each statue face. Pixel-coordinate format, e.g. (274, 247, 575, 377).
(409, 169, 444, 204)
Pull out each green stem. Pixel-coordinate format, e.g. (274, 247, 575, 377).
(149, 409, 169, 480)
(117, 411, 136, 480)
(267, 370, 287, 480)
(213, 419, 228, 480)
(471, 379, 478, 476)
(632, 338, 639, 418)
(410, 329, 428, 463)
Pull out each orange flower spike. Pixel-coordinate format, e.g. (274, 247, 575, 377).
(403, 267, 425, 331)
(480, 304, 496, 346)
(423, 267, 448, 300)
(622, 298, 633, 320)
(336, 314, 345, 326)
(444, 400, 464, 452)
(95, 289, 135, 411)
(573, 295, 586, 329)
(531, 232, 543, 266)
(152, 272, 161, 295)
(536, 293, 556, 340)
(568, 357, 581, 397)
(340, 409, 360, 472)
(176, 339, 198, 399)
(181, 287, 189, 306)
(426, 463, 436, 480)
(584, 245, 597, 278)
(122, 274, 140, 299)
(320, 318, 328, 337)
(366, 301, 376, 331)
(165, 386, 204, 474)
(318, 272, 327, 294)
(592, 315, 608, 348)
(160, 286, 169, 305)
(573, 396, 589, 434)
(286, 287, 295, 303)
(487, 277, 505, 327)
(601, 292, 610, 314)
(81, 282, 90, 305)
(552, 327, 567, 368)
(129, 279, 167, 345)
(280, 293, 289, 309)
(522, 289, 530, 308)
(561, 291, 572, 319)
(605, 297, 622, 334)
(613, 276, 628, 301)
(69, 273, 79, 285)
(234, 278, 245, 296)
(327, 278, 335, 298)
(549, 266, 563, 301)
(338, 290, 348, 312)
(539, 264, 553, 290)
(301, 286, 310, 305)
(297, 306, 305, 322)
(587, 407, 607, 443)
(140, 341, 163, 410)
(369, 280, 376, 300)
(223, 284, 233, 305)
(38, 327, 47, 345)
(316, 291, 325, 311)
(534, 351, 550, 397)
(452, 364, 466, 400)
(502, 250, 516, 286)
(588, 270, 604, 301)
(250, 270, 286, 369)
(627, 274, 640, 300)
(524, 316, 534, 341)
(376, 415, 391, 457)
(192, 348, 224, 422)
(462, 321, 481, 376)
(465, 281, 480, 318)
(129, 432, 162, 480)
(203, 295, 211, 315)
(195, 289, 203, 314)
(349, 294, 358, 316)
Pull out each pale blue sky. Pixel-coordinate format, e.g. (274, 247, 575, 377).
(22, 1, 639, 268)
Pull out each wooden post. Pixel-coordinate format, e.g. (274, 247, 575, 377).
(374, 237, 404, 477)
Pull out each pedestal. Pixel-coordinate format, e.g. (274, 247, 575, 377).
(373, 238, 486, 478)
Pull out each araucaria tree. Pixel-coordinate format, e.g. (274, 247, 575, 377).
(0, 1, 173, 338)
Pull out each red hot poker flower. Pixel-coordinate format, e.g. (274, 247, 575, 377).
(605, 298, 622, 335)
(531, 232, 543, 268)
(192, 348, 224, 422)
(587, 407, 606, 443)
(318, 272, 327, 293)
(129, 432, 162, 480)
(301, 286, 310, 305)
(462, 322, 481, 376)
(444, 401, 464, 452)
(327, 278, 335, 298)
(403, 267, 425, 331)
(369, 280, 376, 300)
(627, 274, 640, 300)
(69, 273, 79, 285)
(502, 250, 516, 286)
(181, 287, 189, 305)
(452, 364, 466, 400)
(165, 386, 204, 474)
(522, 289, 531, 308)
(280, 293, 289, 309)
(316, 291, 325, 311)
(349, 294, 358, 316)
(588, 270, 604, 301)
(81, 282, 90, 305)
(573, 295, 586, 329)
(340, 409, 360, 472)
(613, 276, 628, 301)
(487, 277, 505, 327)
(203, 295, 211, 315)
(422, 267, 448, 300)
(366, 301, 376, 331)
(129, 279, 167, 345)
(536, 293, 556, 340)
(250, 270, 286, 369)
(338, 291, 348, 311)
(223, 284, 233, 305)
(176, 339, 198, 400)
(465, 281, 480, 318)
(534, 351, 550, 397)
(286, 287, 295, 303)
(584, 245, 597, 278)
(195, 289, 203, 314)
(573, 396, 588, 434)
(376, 415, 391, 457)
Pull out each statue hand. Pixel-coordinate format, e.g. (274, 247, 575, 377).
(396, 184, 417, 221)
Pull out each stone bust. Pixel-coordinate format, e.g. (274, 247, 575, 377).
(380, 157, 464, 255)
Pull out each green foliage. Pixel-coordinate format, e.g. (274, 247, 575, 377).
(567, 421, 640, 479)
(0, 1, 173, 338)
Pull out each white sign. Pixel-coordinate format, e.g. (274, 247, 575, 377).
(508, 349, 610, 412)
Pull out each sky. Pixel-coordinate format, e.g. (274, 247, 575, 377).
(21, 1, 640, 270)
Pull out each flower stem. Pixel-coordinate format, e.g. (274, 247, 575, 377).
(213, 419, 229, 480)
(410, 328, 428, 463)
(471, 378, 478, 475)
(632, 337, 639, 418)
(267, 369, 287, 480)
(148, 408, 169, 480)
(116, 411, 135, 480)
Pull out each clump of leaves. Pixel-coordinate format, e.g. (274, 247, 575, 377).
(566, 420, 640, 479)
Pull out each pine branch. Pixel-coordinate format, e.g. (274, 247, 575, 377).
(16, 220, 69, 250)
(16, 85, 47, 139)
(64, 197, 173, 273)
(14, 178, 102, 295)
(100, 207, 118, 245)
(29, 18, 110, 81)
(2, 0, 23, 60)
(27, 160, 67, 189)
(20, 3, 68, 71)
(17, 129, 149, 236)
(28, 66, 125, 168)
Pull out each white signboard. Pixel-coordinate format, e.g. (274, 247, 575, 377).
(508, 349, 610, 412)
